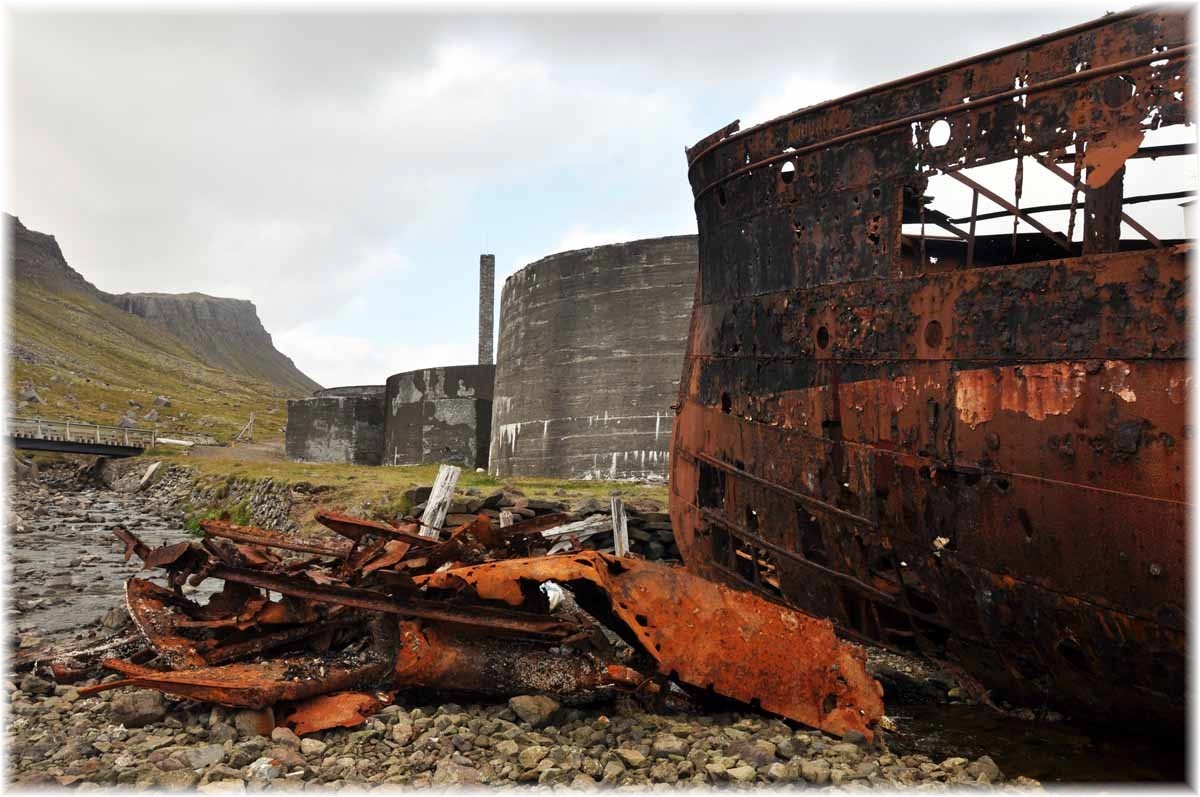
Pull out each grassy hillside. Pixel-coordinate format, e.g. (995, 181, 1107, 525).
(9, 280, 297, 442)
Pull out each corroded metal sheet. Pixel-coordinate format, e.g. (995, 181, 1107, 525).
(673, 9, 1190, 725)
(420, 552, 884, 739)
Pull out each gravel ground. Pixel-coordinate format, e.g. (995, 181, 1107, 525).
(7, 679, 1039, 790)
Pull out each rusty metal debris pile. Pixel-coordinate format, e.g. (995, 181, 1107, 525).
(24, 503, 883, 740)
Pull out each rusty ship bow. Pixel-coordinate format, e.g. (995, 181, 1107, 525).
(672, 8, 1190, 726)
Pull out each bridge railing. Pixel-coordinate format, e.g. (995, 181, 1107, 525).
(6, 417, 157, 449)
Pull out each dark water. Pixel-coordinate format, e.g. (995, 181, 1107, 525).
(889, 702, 1187, 783)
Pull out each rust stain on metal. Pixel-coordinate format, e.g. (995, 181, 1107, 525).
(420, 552, 884, 739)
(675, 8, 1189, 726)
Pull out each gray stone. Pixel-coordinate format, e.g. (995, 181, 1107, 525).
(299, 738, 326, 757)
(615, 748, 647, 768)
(432, 760, 482, 786)
(390, 715, 414, 746)
(727, 765, 758, 782)
(648, 760, 679, 783)
(19, 673, 54, 696)
(270, 727, 301, 749)
(246, 757, 283, 781)
(800, 758, 831, 784)
(650, 733, 688, 757)
(829, 741, 864, 762)
(494, 739, 520, 757)
(601, 760, 625, 783)
(518, 745, 548, 769)
(180, 744, 226, 770)
(233, 707, 274, 739)
(111, 689, 167, 728)
(508, 695, 560, 728)
(154, 768, 202, 790)
(571, 772, 598, 789)
(730, 738, 777, 767)
(766, 761, 794, 782)
(966, 755, 1001, 783)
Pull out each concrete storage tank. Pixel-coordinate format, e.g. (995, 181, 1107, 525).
(490, 235, 697, 480)
(285, 385, 385, 465)
(384, 365, 495, 468)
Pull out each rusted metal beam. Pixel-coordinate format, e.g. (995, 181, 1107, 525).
(1033, 153, 1164, 248)
(945, 170, 1073, 252)
(206, 564, 577, 639)
(201, 519, 352, 559)
(315, 510, 436, 547)
(948, 190, 1194, 223)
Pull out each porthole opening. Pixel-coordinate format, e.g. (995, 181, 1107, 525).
(929, 119, 951, 147)
(780, 160, 797, 184)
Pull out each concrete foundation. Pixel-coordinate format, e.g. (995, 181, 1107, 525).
(489, 235, 698, 481)
(285, 386, 385, 465)
(384, 365, 495, 468)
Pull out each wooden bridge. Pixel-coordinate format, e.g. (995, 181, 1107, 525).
(6, 417, 156, 458)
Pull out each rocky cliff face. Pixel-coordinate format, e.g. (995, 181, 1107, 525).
(10, 215, 106, 298)
(107, 292, 320, 396)
(9, 214, 321, 396)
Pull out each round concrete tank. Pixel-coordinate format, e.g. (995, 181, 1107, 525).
(383, 365, 495, 468)
(490, 235, 697, 480)
(285, 385, 385, 465)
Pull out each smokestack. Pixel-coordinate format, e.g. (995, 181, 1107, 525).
(478, 254, 495, 365)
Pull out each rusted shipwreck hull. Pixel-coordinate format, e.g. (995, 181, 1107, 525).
(672, 9, 1190, 725)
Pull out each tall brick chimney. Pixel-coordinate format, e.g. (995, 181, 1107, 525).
(478, 254, 495, 365)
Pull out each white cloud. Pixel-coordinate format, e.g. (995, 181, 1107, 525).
(277, 324, 473, 389)
(741, 73, 856, 129)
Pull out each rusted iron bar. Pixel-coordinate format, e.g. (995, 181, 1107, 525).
(1033, 154, 1164, 247)
(200, 519, 352, 559)
(947, 190, 1195, 223)
(315, 510, 436, 547)
(945, 170, 1072, 252)
(206, 564, 577, 639)
(966, 189, 979, 267)
(77, 679, 138, 697)
(686, 9, 1149, 167)
(692, 44, 1192, 199)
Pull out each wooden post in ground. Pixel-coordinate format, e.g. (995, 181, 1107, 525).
(419, 464, 461, 539)
(611, 495, 630, 557)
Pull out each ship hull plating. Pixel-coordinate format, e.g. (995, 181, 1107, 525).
(672, 9, 1190, 725)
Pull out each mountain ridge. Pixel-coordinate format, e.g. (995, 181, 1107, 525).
(9, 214, 320, 395)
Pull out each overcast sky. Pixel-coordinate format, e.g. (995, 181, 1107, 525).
(14, 2, 1181, 389)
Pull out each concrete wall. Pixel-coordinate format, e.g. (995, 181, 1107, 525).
(384, 365, 495, 468)
(285, 386, 386, 465)
(490, 235, 698, 481)
(313, 385, 385, 398)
